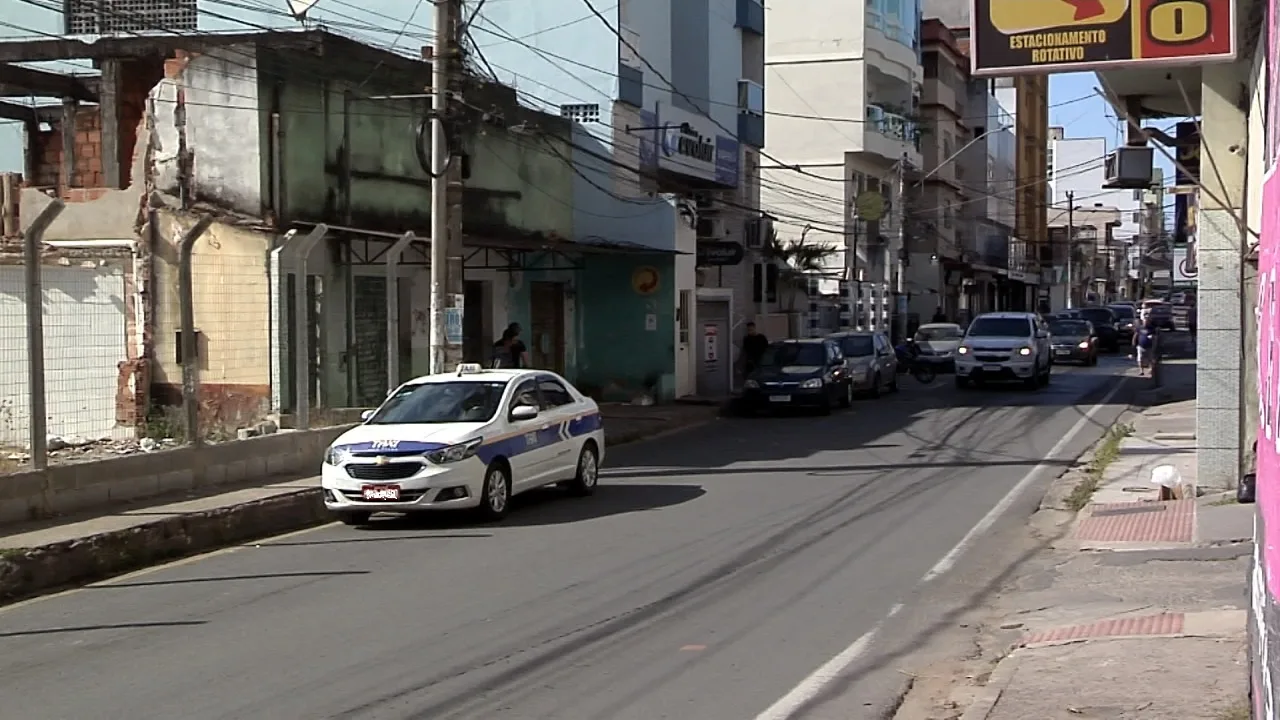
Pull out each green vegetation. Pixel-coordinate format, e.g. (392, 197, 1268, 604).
(1065, 422, 1136, 512)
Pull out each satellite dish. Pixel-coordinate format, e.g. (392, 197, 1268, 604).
(286, 0, 322, 19)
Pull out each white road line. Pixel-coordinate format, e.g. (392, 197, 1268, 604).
(752, 376, 1129, 720)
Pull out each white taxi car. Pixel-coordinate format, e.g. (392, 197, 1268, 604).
(321, 364, 606, 525)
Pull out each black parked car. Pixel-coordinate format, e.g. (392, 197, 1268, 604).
(742, 338, 853, 415)
(1074, 306, 1120, 351)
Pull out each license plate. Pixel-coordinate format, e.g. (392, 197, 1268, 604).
(768, 395, 791, 403)
(1056, 350, 1070, 356)
(983, 364, 1003, 372)
(361, 485, 401, 501)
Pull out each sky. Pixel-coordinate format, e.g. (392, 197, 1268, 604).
(0, 0, 1177, 189)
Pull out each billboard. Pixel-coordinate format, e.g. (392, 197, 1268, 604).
(970, 0, 1237, 76)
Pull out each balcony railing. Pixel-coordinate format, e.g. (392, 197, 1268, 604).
(865, 4, 915, 48)
(866, 105, 920, 149)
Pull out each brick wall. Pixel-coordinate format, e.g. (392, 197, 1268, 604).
(28, 107, 103, 190)
(26, 58, 162, 193)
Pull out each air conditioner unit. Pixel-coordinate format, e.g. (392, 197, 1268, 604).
(1103, 146, 1154, 189)
(697, 216, 725, 239)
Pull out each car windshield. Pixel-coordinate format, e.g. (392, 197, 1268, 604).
(1109, 305, 1135, 319)
(1050, 321, 1090, 336)
(915, 326, 963, 341)
(760, 343, 826, 367)
(966, 317, 1032, 338)
(1077, 308, 1114, 324)
(836, 335, 874, 357)
(367, 381, 508, 424)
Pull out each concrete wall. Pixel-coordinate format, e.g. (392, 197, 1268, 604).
(0, 424, 353, 526)
(150, 211, 273, 428)
(152, 48, 264, 215)
(570, 126, 676, 250)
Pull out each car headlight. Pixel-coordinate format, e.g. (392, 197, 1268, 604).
(1018, 347, 1032, 356)
(426, 438, 483, 464)
(324, 445, 350, 466)
(1077, 341, 1090, 349)
(800, 378, 823, 389)
(957, 346, 970, 355)
(744, 379, 759, 389)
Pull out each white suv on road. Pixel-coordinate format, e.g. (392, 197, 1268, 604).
(955, 312, 1052, 389)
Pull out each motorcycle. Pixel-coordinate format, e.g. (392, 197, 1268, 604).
(894, 339, 937, 384)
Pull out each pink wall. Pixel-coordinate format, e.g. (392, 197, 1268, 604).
(1262, 0, 1280, 598)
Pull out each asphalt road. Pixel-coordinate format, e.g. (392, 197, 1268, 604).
(0, 358, 1138, 720)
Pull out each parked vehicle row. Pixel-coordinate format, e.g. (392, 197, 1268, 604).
(741, 332, 905, 415)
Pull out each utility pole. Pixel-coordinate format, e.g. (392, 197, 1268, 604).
(1065, 190, 1075, 309)
(430, 0, 467, 374)
(892, 152, 907, 343)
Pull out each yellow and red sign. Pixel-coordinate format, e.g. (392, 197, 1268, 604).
(970, 0, 1237, 76)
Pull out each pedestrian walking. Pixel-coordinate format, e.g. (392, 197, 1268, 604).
(931, 307, 947, 323)
(1131, 309, 1157, 377)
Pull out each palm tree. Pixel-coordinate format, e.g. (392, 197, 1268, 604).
(763, 225, 841, 312)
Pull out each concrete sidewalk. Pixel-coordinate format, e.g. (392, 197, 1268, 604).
(0, 402, 721, 603)
(963, 361, 1252, 719)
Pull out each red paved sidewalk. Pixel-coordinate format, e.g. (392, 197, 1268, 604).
(1072, 498, 1196, 544)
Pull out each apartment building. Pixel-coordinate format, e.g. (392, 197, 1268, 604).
(762, 0, 923, 333)
(912, 19, 970, 322)
(465, 0, 767, 397)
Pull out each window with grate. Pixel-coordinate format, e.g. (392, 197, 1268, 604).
(64, 0, 197, 35)
(559, 104, 601, 124)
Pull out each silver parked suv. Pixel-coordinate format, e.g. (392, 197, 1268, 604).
(954, 312, 1052, 389)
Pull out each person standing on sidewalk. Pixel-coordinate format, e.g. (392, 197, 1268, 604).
(1131, 309, 1157, 377)
(741, 322, 769, 378)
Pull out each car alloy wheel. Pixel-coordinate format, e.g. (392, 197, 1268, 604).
(479, 464, 511, 520)
(567, 444, 599, 497)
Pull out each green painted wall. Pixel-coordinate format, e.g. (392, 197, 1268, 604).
(575, 255, 676, 401)
(260, 59, 573, 238)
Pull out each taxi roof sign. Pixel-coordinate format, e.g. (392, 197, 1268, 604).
(456, 363, 484, 376)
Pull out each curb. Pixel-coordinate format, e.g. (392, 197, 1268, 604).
(0, 488, 329, 603)
(957, 652, 1022, 720)
(0, 417, 713, 605)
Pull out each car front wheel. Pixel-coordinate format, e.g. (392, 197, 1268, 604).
(477, 462, 512, 521)
(566, 443, 599, 497)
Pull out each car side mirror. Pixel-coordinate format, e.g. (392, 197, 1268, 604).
(360, 409, 375, 422)
(510, 405, 539, 421)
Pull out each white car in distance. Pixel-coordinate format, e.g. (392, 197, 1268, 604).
(321, 364, 606, 525)
(954, 312, 1052, 389)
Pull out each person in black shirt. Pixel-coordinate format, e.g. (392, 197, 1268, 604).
(506, 322, 530, 368)
(491, 329, 516, 368)
(741, 322, 769, 376)
(932, 307, 947, 323)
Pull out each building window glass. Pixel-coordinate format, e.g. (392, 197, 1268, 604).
(738, 79, 764, 116)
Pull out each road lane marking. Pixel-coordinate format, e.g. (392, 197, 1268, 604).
(680, 645, 707, 652)
(752, 377, 1129, 720)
